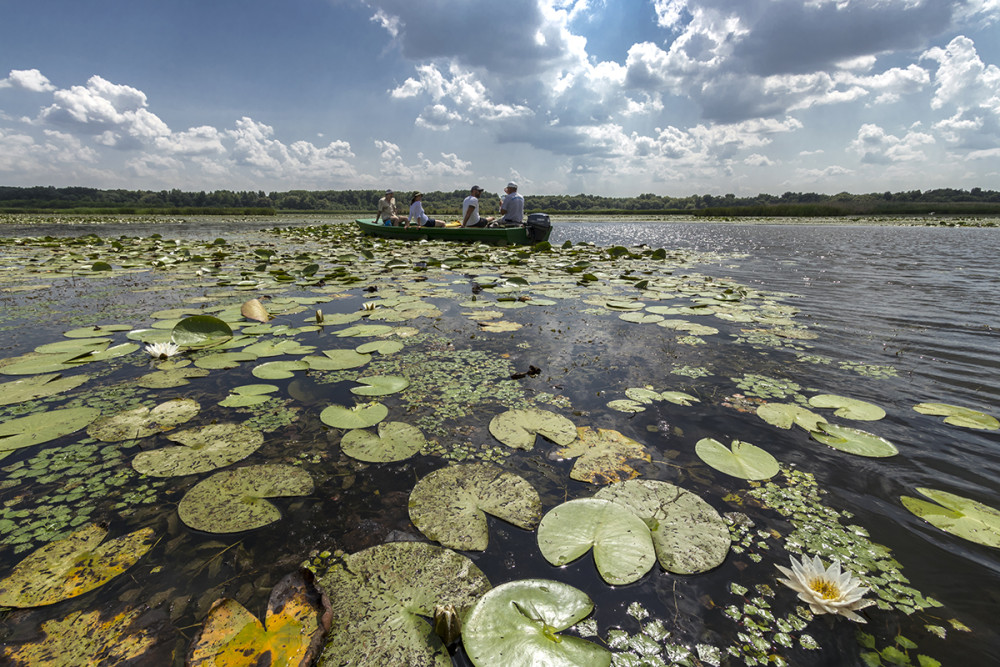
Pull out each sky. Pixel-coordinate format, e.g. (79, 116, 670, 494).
(1, 0, 999, 197)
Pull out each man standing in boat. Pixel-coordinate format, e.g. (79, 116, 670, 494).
(498, 181, 524, 226)
(377, 189, 408, 226)
(461, 185, 494, 227)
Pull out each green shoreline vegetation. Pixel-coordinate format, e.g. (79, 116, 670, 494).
(2, 185, 1000, 220)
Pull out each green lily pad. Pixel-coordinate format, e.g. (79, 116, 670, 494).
(756, 402, 827, 431)
(594, 479, 731, 574)
(335, 324, 395, 338)
(350, 375, 409, 397)
(0, 351, 97, 376)
(462, 579, 611, 667)
(695, 438, 779, 480)
(170, 315, 233, 348)
(660, 390, 700, 406)
(619, 312, 664, 324)
(193, 351, 258, 370)
(252, 360, 309, 379)
(340, 422, 425, 462)
(913, 402, 999, 430)
(319, 403, 389, 429)
(219, 384, 280, 408)
(177, 464, 314, 533)
(133, 423, 265, 477)
(310, 349, 372, 370)
(136, 367, 210, 389)
(901, 487, 1000, 548)
(554, 426, 651, 485)
(808, 394, 886, 421)
(536, 498, 655, 585)
(63, 324, 133, 338)
(316, 542, 492, 666)
(34, 337, 111, 355)
(809, 423, 898, 457)
(624, 387, 662, 404)
(409, 463, 541, 551)
(0, 524, 156, 607)
(0, 373, 90, 407)
(84, 342, 140, 362)
(0, 407, 101, 454)
(607, 399, 645, 413)
(356, 340, 405, 355)
(241, 339, 315, 357)
(488, 408, 577, 450)
(87, 398, 200, 442)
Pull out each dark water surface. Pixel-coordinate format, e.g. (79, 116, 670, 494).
(1, 217, 998, 665)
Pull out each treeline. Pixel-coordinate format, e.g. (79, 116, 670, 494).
(2, 185, 1000, 216)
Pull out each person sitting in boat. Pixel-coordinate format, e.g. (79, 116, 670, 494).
(377, 189, 408, 226)
(461, 185, 494, 227)
(407, 192, 444, 228)
(498, 181, 524, 225)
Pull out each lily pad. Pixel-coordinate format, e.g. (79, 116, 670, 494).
(319, 403, 389, 429)
(0, 373, 90, 407)
(178, 464, 314, 533)
(808, 394, 886, 421)
(409, 463, 541, 550)
(695, 438, 779, 480)
(900, 487, 1000, 548)
(188, 569, 332, 667)
(136, 366, 210, 389)
(809, 423, 898, 457)
(1, 606, 169, 666)
(340, 421, 425, 463)
(0, 407, 101, 455)
(87, 398, 200, 442)
(194, 351, 259, 370)
(170, 315, 233, 348)
(219, 384, 280, 408)
(240, 298, 271, 323)
(0, 524, 155, 607)
(536, 498, 656, 585)
(133, 423, 265, 477)
(913, 402, 999, 430)
(554, 426, 651, 485)
(462, 579, 611, 667)
(355, 340, 404, 355)
(0, 351, 97, 376)
(488, 408, 577, 450)
(756, 402, 827, 431)
(594, 479, 731, 574)
(350, 375, 409, 396)
(316, 541, 492, 666)
(252, 360, 310, 379)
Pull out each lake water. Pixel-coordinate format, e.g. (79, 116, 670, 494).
(0, 216, 997, 666)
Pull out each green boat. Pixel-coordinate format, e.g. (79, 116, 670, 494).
(355, 214, 551, 245)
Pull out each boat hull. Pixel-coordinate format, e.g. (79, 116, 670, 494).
(354, 218, 549, 245)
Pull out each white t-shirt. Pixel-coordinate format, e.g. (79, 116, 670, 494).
(462, 195, 480, 226)
(500, 192, 524, 223)
(409, 200, 429, 225)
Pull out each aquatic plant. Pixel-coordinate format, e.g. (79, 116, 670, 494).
(775, 554, 873, 623)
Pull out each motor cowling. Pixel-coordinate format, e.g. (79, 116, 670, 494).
(525, 213, 551, 242)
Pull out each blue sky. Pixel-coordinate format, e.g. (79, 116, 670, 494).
(2, 0, 999, 197)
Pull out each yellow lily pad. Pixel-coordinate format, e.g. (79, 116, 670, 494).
(0, 524, 156, 607)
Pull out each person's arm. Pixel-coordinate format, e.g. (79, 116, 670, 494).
(462, 200, 473, 226)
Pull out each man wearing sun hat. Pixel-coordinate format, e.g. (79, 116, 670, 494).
(376, 188, 408, 226)
(498, 181, 524, 225)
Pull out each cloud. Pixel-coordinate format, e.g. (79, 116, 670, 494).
(921, 36, 1000, 148)
(37, 75, 170, 148)
(0, 69, 56, 92)
(849, 123, 935, 163)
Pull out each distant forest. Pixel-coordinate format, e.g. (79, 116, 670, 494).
(2, 185, 1000, 217)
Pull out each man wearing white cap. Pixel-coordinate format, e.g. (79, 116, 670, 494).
(498, 182, 524, 225)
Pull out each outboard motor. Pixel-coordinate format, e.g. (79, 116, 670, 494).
(525, 213, 551, 243)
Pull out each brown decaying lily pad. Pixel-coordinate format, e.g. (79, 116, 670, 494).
(188, 569, 332, 667)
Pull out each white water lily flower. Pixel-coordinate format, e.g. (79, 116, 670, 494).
(145, 341, 180, 359)
(776, 554, 873, 623)
(361, 301, 377, 311)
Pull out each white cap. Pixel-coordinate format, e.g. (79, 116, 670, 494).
(506, 181, 518, 189)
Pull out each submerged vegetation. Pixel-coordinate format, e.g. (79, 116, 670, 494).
(0, 214, 996, 665)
